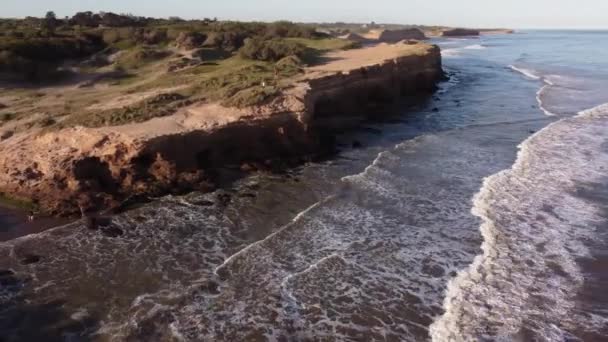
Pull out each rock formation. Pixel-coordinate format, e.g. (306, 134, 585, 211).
(377, 29, 427, 42)
(441, 28, 480, 37)
(0, 44, 443, 215)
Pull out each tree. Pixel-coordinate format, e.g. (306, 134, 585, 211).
(42, 11, 57, 36)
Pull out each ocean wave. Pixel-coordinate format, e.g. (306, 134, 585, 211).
(536, 84, 557, 116)
(463, 44, 486, 50)
(441, 48, 461, 58)
(430, 104, 608, 340)
(441, 44, 487, 57)
(509, 65, 560, 116)
(509, 65, 541, 80)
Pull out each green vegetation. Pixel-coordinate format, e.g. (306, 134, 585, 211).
(0, 12, 364, 127)
(114, 46, 171, 69)
(285, 37, 360, 51)
(239, 38, 308, 62)
(66, 92, 192, 127)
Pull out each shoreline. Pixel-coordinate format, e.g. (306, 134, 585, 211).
(0, 42, 444, 217)
(0, 205, 72, 242)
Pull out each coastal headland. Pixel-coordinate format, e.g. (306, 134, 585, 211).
(0, 15, 446, 216)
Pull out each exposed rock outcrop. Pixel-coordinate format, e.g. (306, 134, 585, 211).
(377, 29, 427, 42)
(441, 28, 480, 37)
(340, 33, 370, 44)
(0, 43, 443, 215)
(363, 29, 428, 43)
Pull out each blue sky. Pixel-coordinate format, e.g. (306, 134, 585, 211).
(3, 0, 608, 29)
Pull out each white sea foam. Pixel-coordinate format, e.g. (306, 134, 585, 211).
(510, 65, 560, 116)
(536, 84, 557, 116)
(463, 44, 486, 50)
(442, 44, 486, 58)
(509, 65, 541, 80)
(441, 48, 461, 58)
(430, 104, 608, 340)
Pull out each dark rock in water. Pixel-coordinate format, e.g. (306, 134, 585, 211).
(20, 254, 41, 265)
(422, 263, 445, 277)
(96, 216, 112, 227)
(352, 140, 363, 148)
(199, 280, 221, 295)
(216, 193, 232, 206)
(0, 272, 19, 286)
(85, 215, 112, 229)
(238, 193, 257, 199)
(101, 226, 124, 238)
(0, 269, 15, 277)
(432, 107, 439, 112)
(442, 28, 480, 37)
(192, 199, 215, 207)
(529, 130, 536, 134)
(84, 216, 99, 230)
(134, 215, 147, 222)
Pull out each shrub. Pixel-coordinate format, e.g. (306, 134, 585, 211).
(222, 86, 279, 108)
(202, 31, 247, 52)
(239, 38, 307, 62)
(264, 21, 321, 39)
(142, 29, 168, 45)
(275, 55, 303, 76)
(116, 47, 171, 69)
(175, 31, 207, 49)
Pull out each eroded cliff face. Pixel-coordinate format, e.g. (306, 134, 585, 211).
(0, 44, 443, 215)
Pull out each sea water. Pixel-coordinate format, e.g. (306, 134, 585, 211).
(1, 31, 607, 341)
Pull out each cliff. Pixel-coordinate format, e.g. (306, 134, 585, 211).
(0, 43, 443, 215)
(363, 29, 428, 42)
(441, 28, 480, 37)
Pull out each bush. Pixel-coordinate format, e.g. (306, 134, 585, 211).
(203, 31, 247, 52)
(175, 31, 207, 49)
(264, 21, 321, 39)
(275, 55, 303, 76)
(116, 47, 171, 69)
(0, 34, 105, 63)
(239, 38, 307, 62)
(222, 86, 279, 108)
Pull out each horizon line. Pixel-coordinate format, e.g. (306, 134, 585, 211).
(1, 14, 607, 31)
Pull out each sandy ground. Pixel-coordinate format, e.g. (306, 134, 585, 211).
(307, 42, 432, 74)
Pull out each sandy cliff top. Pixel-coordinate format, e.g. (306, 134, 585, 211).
(307, 43, 433, 75)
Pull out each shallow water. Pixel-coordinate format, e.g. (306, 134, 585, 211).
(1, 31, 608, 341)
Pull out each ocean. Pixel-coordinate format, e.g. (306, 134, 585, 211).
(1, 31, 607, 341)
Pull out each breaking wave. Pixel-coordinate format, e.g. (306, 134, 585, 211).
(431, 103, 608, 340)
(509, 65, 558, 116)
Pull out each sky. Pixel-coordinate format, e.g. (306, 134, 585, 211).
(3, 0, 608, 29)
